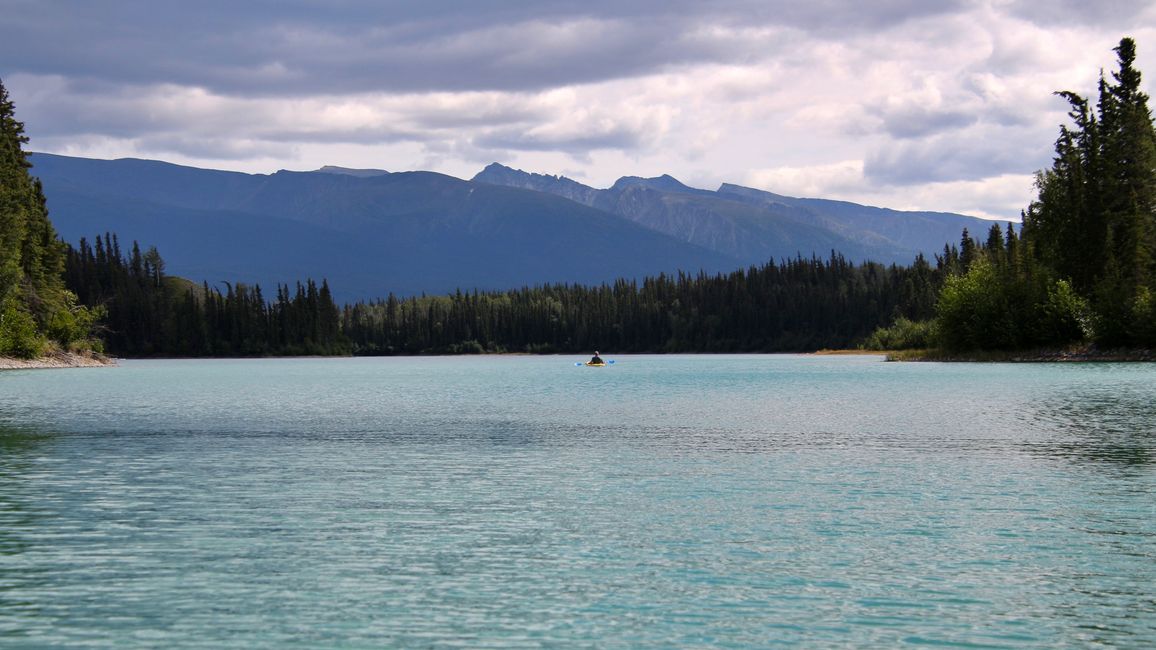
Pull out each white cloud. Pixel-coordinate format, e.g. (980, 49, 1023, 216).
(745, 161, 867, 198)
(5, 1, 1156, 222)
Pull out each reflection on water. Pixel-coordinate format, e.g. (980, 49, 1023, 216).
(1027, 366, 1156, 466)
(0, 423, 48, 460)
(0, 424, 50, 622)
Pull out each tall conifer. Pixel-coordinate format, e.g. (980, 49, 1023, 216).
(1023, 37, 1156, 346)
(0, 77, 84, 356)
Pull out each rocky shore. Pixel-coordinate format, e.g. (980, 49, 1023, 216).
(0, 351, 116, 370)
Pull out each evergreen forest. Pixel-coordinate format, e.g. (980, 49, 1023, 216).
(1, 37, 1153, 359)
(64, 234, 348, 357)
(917, 37, 1156, 352)
(61, 234, 946, 356)
(0, 79, 100, 358)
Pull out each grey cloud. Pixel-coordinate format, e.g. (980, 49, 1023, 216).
(874, 105, 978, 139)
(957, 77, 1042, 128)
(136, 135, 297, 161)
(864, 82, 1032, 141)
(863, 129, 1053, 186)
(475, 126, 647, 154)
(1, 0, 969, 96)
(1003, 0, 1153, 28)
(407, 103, 545, 130)
(5, 80, 188, 139)
(8, 75, 545, 150)
(2, 0, 1114, 208)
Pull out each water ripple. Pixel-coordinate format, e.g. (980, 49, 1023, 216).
(1, 356, 1154, 647)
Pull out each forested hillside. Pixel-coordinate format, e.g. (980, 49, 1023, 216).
(0, 79, 99, 357)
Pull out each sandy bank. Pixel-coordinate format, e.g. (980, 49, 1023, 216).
(0, 351, 116, 370)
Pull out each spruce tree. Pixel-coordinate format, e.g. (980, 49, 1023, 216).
(1, 79, 31, 313)
(1, 77, 86, 357)
(1023, 37, 1156, 346)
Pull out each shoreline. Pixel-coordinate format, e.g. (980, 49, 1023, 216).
(885, 346, 1156, 362)
(6, 349, 1152, 365)
(0, 351, 117, 370)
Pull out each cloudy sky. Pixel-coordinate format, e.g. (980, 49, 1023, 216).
(3, 1, 1154, 219)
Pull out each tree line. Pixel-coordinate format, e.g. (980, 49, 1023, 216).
(65, 234, 348, 357)
(62, 233, 951, 356)
(340, 254, 944, 354)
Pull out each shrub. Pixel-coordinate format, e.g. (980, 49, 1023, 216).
(0, 298, 46, 359)
(1035, 279, 1093, 346)
(45, 291, 105, 347)
(862, 317, 933, 350)
(934, 259, 1016, 351)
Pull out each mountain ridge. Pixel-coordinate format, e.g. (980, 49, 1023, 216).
(31, 153, 994, 302)
(30, 153, 739, 301)
(472, 163, 992, 265)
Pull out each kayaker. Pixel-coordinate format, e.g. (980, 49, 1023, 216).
(589, 351, 604, 364)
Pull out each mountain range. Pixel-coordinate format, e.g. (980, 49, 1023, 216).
(29, 153, 993, 302)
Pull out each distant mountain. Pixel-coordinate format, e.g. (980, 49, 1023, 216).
(30, 153, 738, 301)
(31, 153, 994, 303)
(715, 184, 991, 256)
(607, 174, 715, 197)
(473, 163, 993, 265)
(464, 163, 600, 206)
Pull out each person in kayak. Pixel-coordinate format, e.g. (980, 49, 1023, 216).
(589, 351, 604, 364)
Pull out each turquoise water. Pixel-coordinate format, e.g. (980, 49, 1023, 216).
(1, 355, 1154, 648)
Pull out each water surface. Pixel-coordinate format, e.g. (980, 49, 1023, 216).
(1, 355, 1154, 647)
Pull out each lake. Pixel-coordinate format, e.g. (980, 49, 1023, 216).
(1, 355, 1154, 647)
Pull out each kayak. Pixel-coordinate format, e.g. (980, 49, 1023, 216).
(585, 361, 607, 367)
(575, 360, 614, 367)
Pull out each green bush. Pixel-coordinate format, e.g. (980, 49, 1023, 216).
(862, 317, 933, 350)
(934, 259, 1016, 351)
(0, 298, 46, 359)
(1035, 279, 1092, 346)
(45, 291, 104, 347)
(446, 339, 486, 354)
